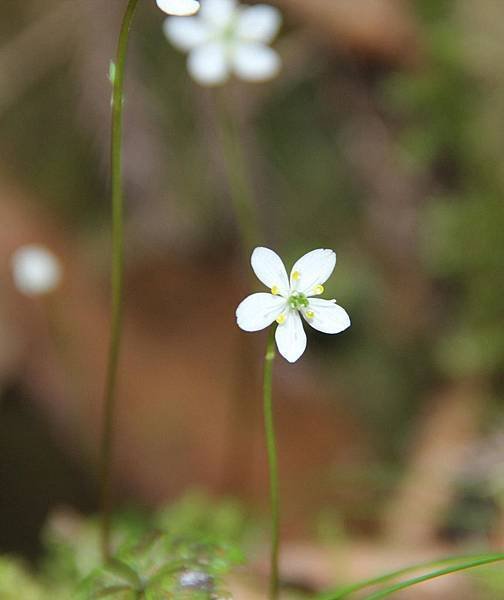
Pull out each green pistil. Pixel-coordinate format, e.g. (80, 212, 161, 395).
(222, 17, 238, 43)
(288, 292, 309, 311)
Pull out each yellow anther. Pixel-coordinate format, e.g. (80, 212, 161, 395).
(305, 310, 315, 319)
(313, 284, 324, 295)
(271, 285, 279, 295)
(292, 271, 301, 281)
(276, 313, 286, 325)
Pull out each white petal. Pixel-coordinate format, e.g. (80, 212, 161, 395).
(232, 42, 280, 82)
(290, 249, 336, 295)
(275, 311, 307, 363)
(163, 17, 211, 51)
(236, 4, 282, 43)
(251, 247, 289, 296)
(11, 244, 62, 296)
(236, 293, 286, 332)
(304, 299, 350, 334)
(187, 42, 230, 85)
(199, 0, 236, 27)
(156, 0, 200, 17)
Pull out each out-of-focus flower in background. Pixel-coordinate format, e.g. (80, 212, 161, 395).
(163, 0, 282, 86)
(156, 0, 201, 17)
(236, 247, 350, 362)
(178, 570, 215, 592)
(11, 244, 62, 297)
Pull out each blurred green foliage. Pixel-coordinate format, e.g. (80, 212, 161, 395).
(385, 1, 504, 380)
(472, 564, 504, 599)
(0, 492, 244, 599)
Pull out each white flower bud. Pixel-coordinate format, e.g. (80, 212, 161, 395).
(156, 0, 200, 16)
(11, 244, 62, 296)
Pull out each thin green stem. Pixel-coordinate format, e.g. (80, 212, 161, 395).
(263, 327, 280, 600)
(99, 0, 140, 563)
(215, 91, 261, 254)
(214, 93, 264, 531)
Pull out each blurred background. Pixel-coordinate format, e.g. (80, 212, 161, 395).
(0, 0, 503, 597)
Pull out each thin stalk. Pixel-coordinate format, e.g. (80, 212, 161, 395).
(263, 327, 280, 600)
(215, 91, 261, 254)
(99, 0, 140, 562)
(215, 92, 262, 504)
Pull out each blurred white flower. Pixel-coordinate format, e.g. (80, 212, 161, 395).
(163, 0, 282, 86)
(156, 0, 201, 16)
(236, 247, 350, 362)
(178, 570, 215, 591)
(11, 244, 62, 296)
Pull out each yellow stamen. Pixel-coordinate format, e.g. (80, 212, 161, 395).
(292, 271, 301, 281)
(305, 310, 315, 319)
(276, 313, 286, 325)
(271, 285, 279, 295)
(313, 284, 324, 295)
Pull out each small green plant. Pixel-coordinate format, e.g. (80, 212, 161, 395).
(80, 530, 241, 598)
(0, 494, 244, 599)
(81, 499, 243, 597)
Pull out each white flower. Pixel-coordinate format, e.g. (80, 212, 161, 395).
(163, 0, 282, 86)
(156, 0, 200, 16)
(11, 244, 62, 296)
(236, 247, 351, 363)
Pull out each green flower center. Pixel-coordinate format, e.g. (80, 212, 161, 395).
(288, 292, 309, 311)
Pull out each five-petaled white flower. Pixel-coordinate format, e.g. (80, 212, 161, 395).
(11, 244, 63, 297)
(163, 0, 282, 86)
(236, 247, 351, 363)
(156, 0, 201, 16)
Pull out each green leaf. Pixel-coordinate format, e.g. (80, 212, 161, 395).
(105, 558, 142, 589)
(109, 61, 116, 84)
(94, 584, 132, 598)
(147, 559, 187, 587)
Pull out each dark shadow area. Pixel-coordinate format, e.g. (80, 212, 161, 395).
(0, 382, 97, 560)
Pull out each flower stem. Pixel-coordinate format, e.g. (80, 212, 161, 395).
(263, 327, 280, 600)
(215, 91, 261, 254)
(215, 92, 263, 503)
(99, 0, 139, 563)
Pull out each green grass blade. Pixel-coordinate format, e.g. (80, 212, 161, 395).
(362, 554, 504, 600)
(316, 552, 504, 600)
